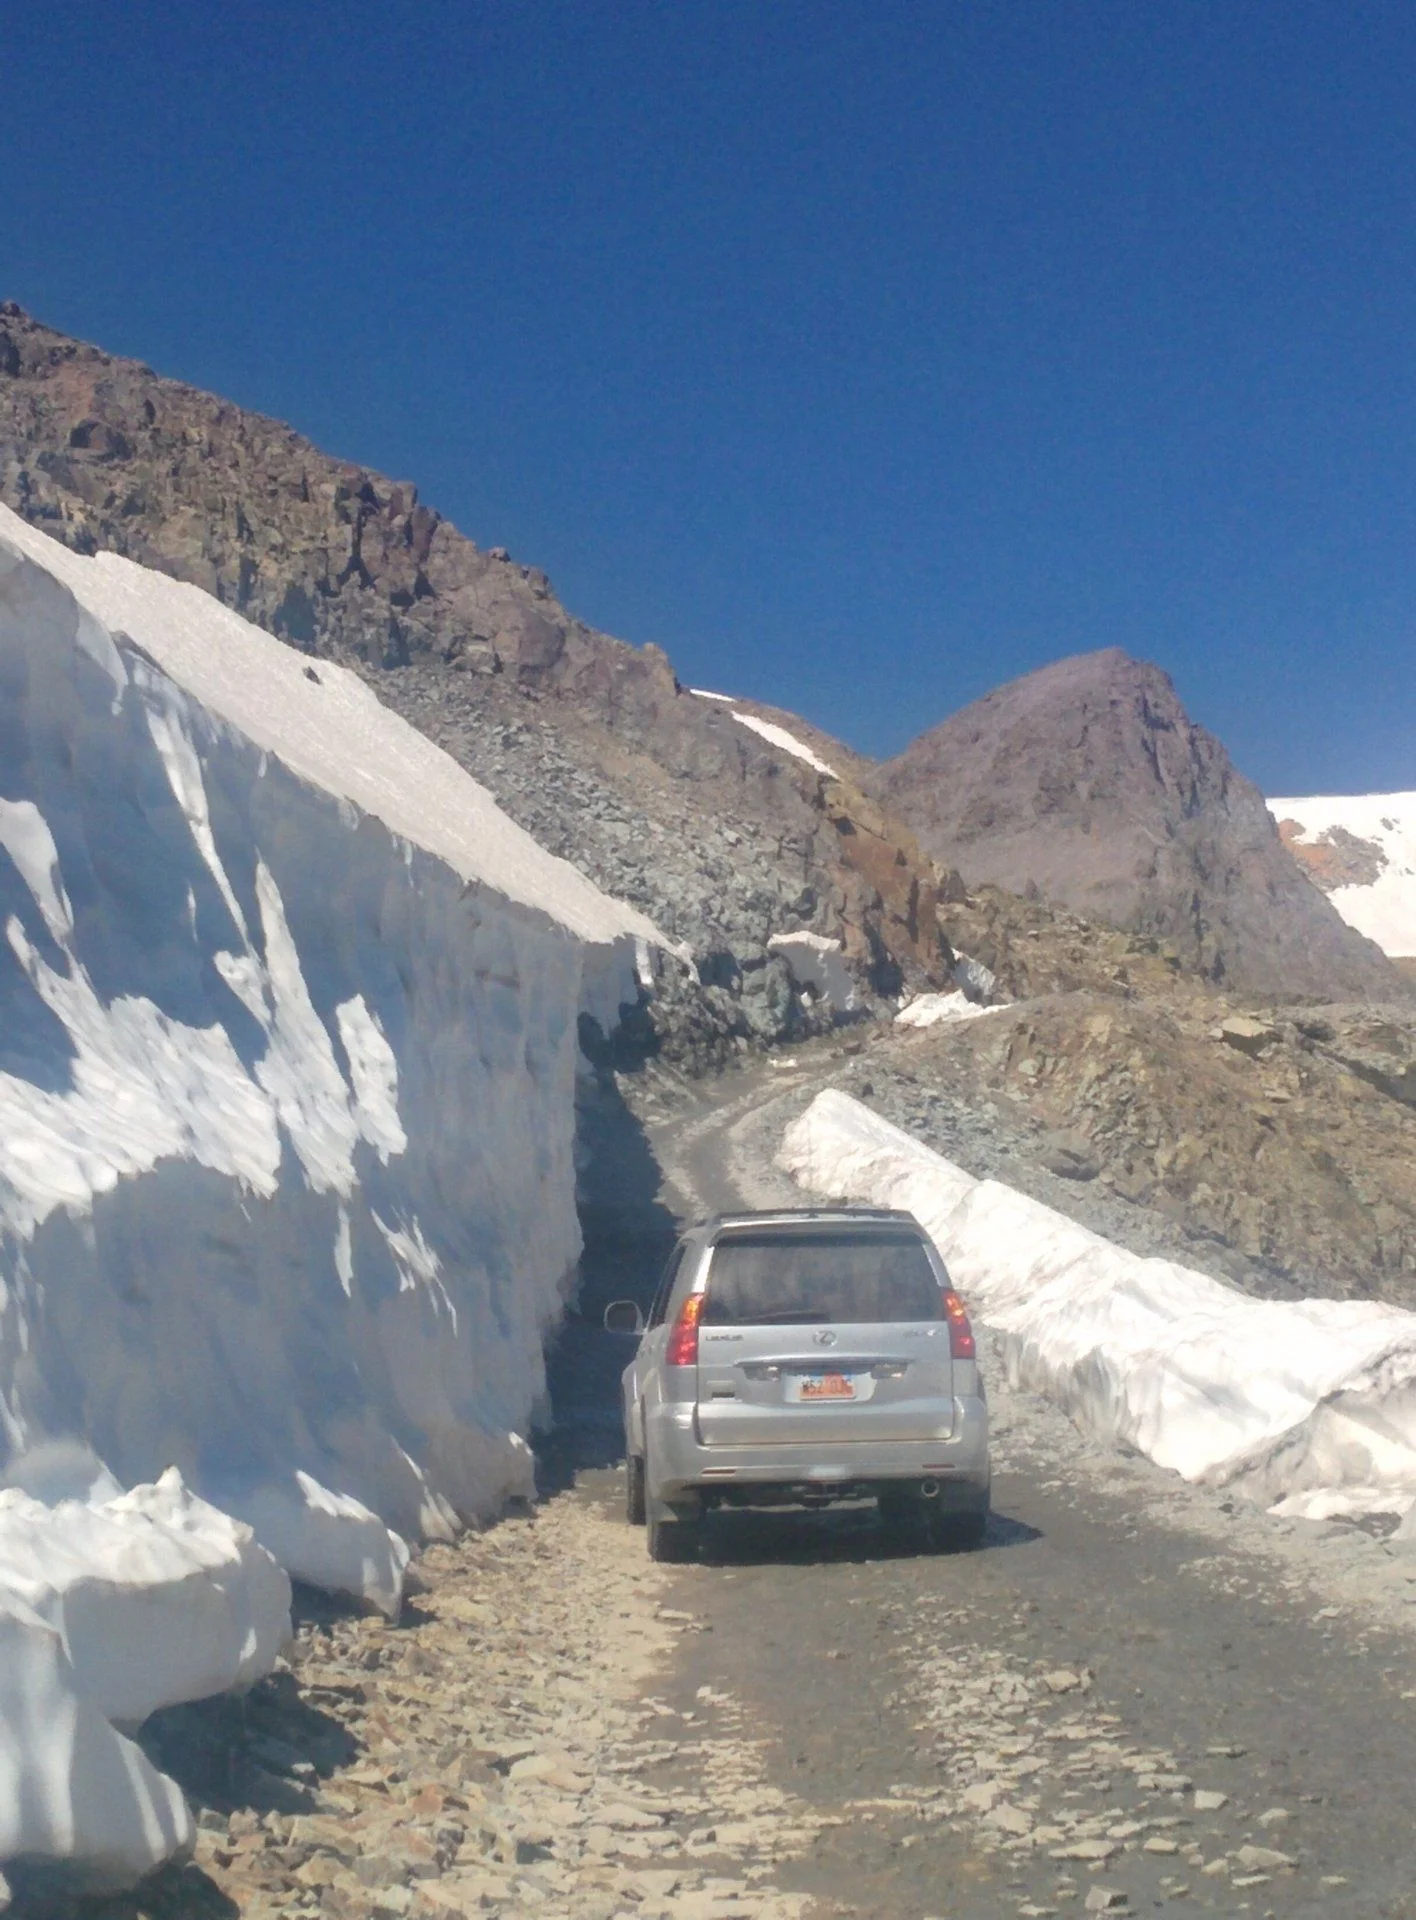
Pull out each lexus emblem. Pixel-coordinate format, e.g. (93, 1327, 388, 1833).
(812, 1329, 838, 1348)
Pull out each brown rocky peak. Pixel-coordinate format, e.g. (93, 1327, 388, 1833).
(0, 301, 591, 683)
(874, 647, 1402, 1001)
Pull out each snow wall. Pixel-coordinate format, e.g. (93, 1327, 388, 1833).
(0, 504, 663, 1581)
(780, 1090, 1416, 1521)
(0, 504, 668, 1886)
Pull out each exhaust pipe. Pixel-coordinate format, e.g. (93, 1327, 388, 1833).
(920, 1479, 941, 1499)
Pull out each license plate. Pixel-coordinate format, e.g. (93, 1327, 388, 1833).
(799, 1371, 856, 1401)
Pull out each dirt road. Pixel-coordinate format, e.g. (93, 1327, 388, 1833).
(557, 1055, 1416, 1920)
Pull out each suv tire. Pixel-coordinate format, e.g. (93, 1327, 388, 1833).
(925, 1506, 988, 1552)
(878, 1488, 920, 1532)
(648, 1512, 700, 1562)
(626, 1454, 646, 1526)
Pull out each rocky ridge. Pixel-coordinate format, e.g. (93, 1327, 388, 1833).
(805, 877, 1416, 1305)
(0, 303, 949, 1061)
(876, 648, 1401, 1001)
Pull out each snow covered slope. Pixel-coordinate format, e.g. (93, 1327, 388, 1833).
(1270, 791, 1416, 959)
(780, 1091, 1416, 1520)
(0, 505, 662, 1599)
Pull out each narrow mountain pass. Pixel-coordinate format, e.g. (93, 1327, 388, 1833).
(561, 1056, 1416, 1920)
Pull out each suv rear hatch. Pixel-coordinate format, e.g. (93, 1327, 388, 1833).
(693, 1226, 954, 1447)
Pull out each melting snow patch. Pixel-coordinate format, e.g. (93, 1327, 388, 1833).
(953, 951, 998, 1000)
(690, 689, 840, 777)
(767, 930, 856, 1013)
(779, 1090, 1416, 1519)
(895, 989, 1004, 1029)
(729, 710, 840, 778)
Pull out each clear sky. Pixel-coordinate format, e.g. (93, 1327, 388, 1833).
(4, 3, 1415, 792)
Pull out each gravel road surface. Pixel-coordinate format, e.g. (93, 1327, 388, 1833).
(556, 1053, 1416, 1920)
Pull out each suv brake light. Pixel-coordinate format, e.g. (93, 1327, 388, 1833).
(666, 1292, 705, 1367)
(942, 1289, 976, 1360)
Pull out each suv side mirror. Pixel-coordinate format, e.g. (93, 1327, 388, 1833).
(603, 1300, 646, 1336)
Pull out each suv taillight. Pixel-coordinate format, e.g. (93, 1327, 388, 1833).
(942, 1289, 975, 1360)
(666, 1292, 705, 1367)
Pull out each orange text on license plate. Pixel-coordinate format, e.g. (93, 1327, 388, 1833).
(801, 1372, 855, 1400)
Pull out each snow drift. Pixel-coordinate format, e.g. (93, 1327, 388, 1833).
(767, 931, 856, 1014)
(0, 1591, 195, 1894)
(0, 1466, 290, 1730)
(779, 1090, 1416, 1518)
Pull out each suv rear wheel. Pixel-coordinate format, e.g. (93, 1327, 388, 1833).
(648, 1511, 700, 1562)
(626, 1454, 646, 1526)
(878, 1487, 921, 1532)
(924, 1505, 988, 1552)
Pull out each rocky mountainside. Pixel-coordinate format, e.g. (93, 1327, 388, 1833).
(7, 303, 1406, 1042)
(836, 877, 1416, 1306)
(0, 303, 950, 1063)
(875, 647, 1401, 1001)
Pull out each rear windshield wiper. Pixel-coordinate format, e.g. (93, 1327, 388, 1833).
(734, 1308, 832, 1325)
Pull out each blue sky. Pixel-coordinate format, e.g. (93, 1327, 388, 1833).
(4, 2, 1415, 792)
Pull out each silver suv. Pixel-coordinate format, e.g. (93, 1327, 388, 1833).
(605, 1207, 990, 1562)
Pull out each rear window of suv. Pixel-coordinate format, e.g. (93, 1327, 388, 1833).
(701, 1230, 940, 1325)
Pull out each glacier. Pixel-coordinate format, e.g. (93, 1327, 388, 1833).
(1269, 789, 1416, 959)
(0, 504, 663, 1890)
(780, 1090, 1416, 1520)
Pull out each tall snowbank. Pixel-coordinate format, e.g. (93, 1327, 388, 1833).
(0, 503, 663, 1585)
(0, 505, 668, 1887)
(779, 1090, 1416, 1517)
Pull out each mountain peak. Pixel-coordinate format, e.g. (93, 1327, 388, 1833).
(876, 652, 1400, 1000)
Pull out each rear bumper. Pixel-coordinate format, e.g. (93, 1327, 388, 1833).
(643, 1395, 990, 1517)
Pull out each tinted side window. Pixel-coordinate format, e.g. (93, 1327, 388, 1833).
(647, 1245, 686, 1328)
(701, 1231, 940, 1325)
